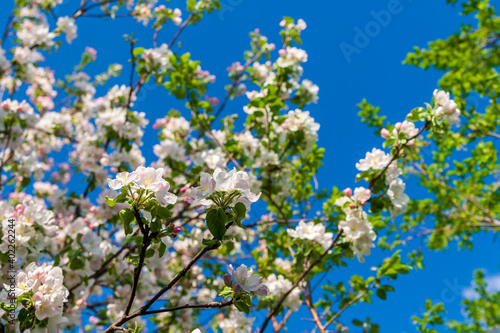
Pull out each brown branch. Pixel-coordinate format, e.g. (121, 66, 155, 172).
(274, 310, 293, 332)
(103, 223, 230, 332)
(1, 10, 15, 46)
(303, 276, 325, 333)
(168, 15, 193, 49)
(323, 280, 378, 329)
(245, 217, 328, 228)
(259, 230, 343, 332)
(369, 121, 429, 189)
(143, 299, 234, 315)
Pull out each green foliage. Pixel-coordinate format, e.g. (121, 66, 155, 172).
(206, 208, 227, 240)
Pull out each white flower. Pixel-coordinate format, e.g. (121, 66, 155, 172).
(156, 180, 177, 206)
(433, 89, 461, 125)
(219, 311, 255, 333)
(106, 171, 139, 190)
(226, 264, 268, 294)
(339, 217, 371, 241)
(265, 274, 301, 312)
(353, 187, 371, 203)
(298, 79, 319, 103)
(338, 207, 377, 263)
(352, 230, 377, 263)
(287, 220, 333, 250)
(356, 148, 391, 171)
(132, 166, 165, 192)
(13, 262, 69, 321)
(188, 168, 261, 208)
(276, 47, 308, 68)
(56, 16, 77, 43)
(107, 166, 178, 206)
(387, 178, 409, 217)
(393, 120, 419, 144)
(153, 139, 185, 162)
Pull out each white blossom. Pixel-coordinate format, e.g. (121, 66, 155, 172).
(287, 220, 333, 250)
(356, 148, 391, 171)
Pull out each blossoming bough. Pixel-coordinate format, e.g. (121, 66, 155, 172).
(1, 0, 497, 332)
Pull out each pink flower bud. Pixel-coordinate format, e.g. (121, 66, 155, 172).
(381, 128, 390, 139)
(278, 49, 286, 56)
(171, 233, 177, 239)
(255, 286, 269, 297)
(180, 187, 187, 193)
(85, 47, 97, 58)
(232, 283, 242, 293)
(223, 274, 232, 287)
(395, 122, 402, 131)
(279, 19, 286, 27)
(343, 188, 352, 197)
(173, 227, 181, 233)
(15, 204, 24, 215)
(0, 101, 9, 110)
(349, 202, 357, 209)
(89, 316, 99, 325)
(254, 28, 260, 34)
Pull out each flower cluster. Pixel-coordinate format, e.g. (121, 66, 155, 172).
(287, 220, 333, 250)
(224, 264, 269, 297)
(107, 165, 177, 206)
(433, 89, 461, 125)
(56, 17, 77, 44)
(14, 262, 69, 322)
(0, 200, 58, 261)
(336, 189, 377, 263)
(188, 168, 261, 209)
(355, 149, 409, 217)
(219, 311, 255, 333)
(265, 274, 301, 312)
(381, 120, 419, 146)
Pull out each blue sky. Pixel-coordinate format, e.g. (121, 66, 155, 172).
(3, 0, 500, 331)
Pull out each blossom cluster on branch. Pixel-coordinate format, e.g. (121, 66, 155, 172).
(0, 0, 470, 332)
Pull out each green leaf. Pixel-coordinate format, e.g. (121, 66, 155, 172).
(133, 322, 143, 333)
(104, 192, 127, 207)
(156, 206, 172, 220)
(233, 202, 247, 228)
(120, 208, 135, 235)
(234, 300, 250, 315)
(202, 238, 218, 246)
(158, 242, 167, 258)
(219, 286, 234, 299)
(240, 295, 252, 306)
(69, 258, 85, 270)
(376, 289, 387, 300)
(353, 319, 364, 326)
(150, 219, 161, 233)
(206, 208, 227, 240)
(145, 248, 155, 258)
(132, 47, 145, 56)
